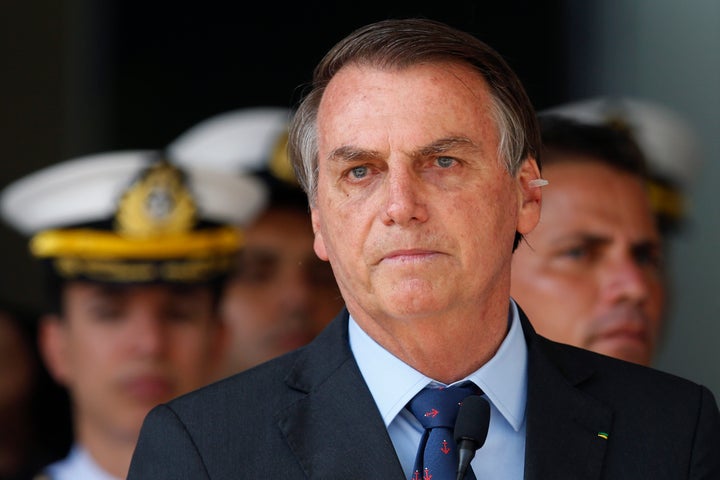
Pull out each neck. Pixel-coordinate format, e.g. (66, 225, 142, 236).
(350, 295, 510, 384)
(76, 417, 139, 479)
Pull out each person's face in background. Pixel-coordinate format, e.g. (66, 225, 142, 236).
(39, 282, 224, 443)
(220, 206, 342, 374)
(511, 159, 665, 365)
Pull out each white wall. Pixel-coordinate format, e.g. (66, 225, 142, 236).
(564, 0, 720, 395)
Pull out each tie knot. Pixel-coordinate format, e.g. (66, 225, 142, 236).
(408, 384, 479, 429)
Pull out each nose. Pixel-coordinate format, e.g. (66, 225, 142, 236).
(381, 164, 429, 226)
(130, 312, 165, 357)
(601, 253, 651, 305)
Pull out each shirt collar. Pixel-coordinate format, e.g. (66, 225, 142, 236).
(44, 444, 121, 480)
(349, 300, 527, 432)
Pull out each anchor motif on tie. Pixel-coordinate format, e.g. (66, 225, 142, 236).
(440, 439, 451, 454)
(424, 408, 439, 418)
(423, 467, 432, 480)
(413, 470, 421, 480)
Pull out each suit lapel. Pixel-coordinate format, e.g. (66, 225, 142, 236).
(520, 312, 613, 480)
(277, 308, 614, 479)
(277, 310, 405, 479)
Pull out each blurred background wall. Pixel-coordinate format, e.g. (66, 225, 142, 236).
(1, 1, 718, 394)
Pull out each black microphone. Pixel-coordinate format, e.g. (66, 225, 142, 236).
(454, 395, 490, 480)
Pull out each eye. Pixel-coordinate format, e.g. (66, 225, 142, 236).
(349, 165, 369, 179)
(304, 258, 337, 287)
(436, 156, 456, 168)
(88, 302, 125, 322)
(633, 244, 663, 270)
(163, 306, 203, 324)
(562, 246, 588, 260)
(233, 251, 279, 284)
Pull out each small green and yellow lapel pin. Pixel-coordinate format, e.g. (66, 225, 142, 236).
(597, 431, 609, 440)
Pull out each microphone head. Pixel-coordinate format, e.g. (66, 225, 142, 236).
(454, 395, 490, 448)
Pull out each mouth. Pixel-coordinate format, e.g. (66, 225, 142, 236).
(597, 328, 648, 344)
(381, 249, 439, 264)
(587, 306, 657, 362)
(591, 323, 652, 361)
(122, 375, 174, 402)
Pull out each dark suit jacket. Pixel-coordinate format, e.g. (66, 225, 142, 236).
(128, 309, 720, 479)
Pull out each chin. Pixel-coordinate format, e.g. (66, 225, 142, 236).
(384, 298, 452, 320)
(599, 346, 652, 367)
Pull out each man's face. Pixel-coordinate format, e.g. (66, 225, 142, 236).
(40, 282, 223, 442)
(511, 159, 665, 365)
(311, 62, 541, 333)
(221, 207, 342, 373)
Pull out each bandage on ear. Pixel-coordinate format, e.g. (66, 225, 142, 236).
(528, 179, 549, 188)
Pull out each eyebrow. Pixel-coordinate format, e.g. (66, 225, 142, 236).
(415, 136, 478, 157)
(326, 145, 381, 164)
(554, 233, 661, 250)
(326, 136, 479, 163)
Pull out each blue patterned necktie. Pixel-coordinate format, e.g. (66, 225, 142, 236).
(407, 384, 480, 480)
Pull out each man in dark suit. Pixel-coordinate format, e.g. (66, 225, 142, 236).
(128, 18, 720, 479)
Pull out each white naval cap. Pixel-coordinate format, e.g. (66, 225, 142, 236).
(541, 96, 701, 232)
(167, 106, 296, 183)
(0, 150, 268, 283)
(1, 150, 267, 236)
(541, 96, 701, 188)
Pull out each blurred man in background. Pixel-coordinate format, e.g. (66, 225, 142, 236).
(169, 107, 343, 376)
(511, 115, 665, 365)
(0, 152, 264, 479)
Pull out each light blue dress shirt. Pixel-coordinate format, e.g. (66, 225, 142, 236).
(349, 300, 527, 479)
(43, 444, 121, 480)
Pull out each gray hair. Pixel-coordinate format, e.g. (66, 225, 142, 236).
(288, 18, 540, 206)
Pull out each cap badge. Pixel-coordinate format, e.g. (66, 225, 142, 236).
(115, 161, 197, 238)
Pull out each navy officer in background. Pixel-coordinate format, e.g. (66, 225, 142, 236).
(0, 151, 265, 479)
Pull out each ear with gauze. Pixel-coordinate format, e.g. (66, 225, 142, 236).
(515, 157, 543, 236)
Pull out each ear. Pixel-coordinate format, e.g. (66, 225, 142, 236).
(38, 313, 72, 387)
(515, 156, 543, 235)
(311, 208, 329, 261)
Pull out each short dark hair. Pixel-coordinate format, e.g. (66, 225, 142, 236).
(253, 171, 309, 214)
(289, 18, 540, 206)
(538, 114, 648, 177)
